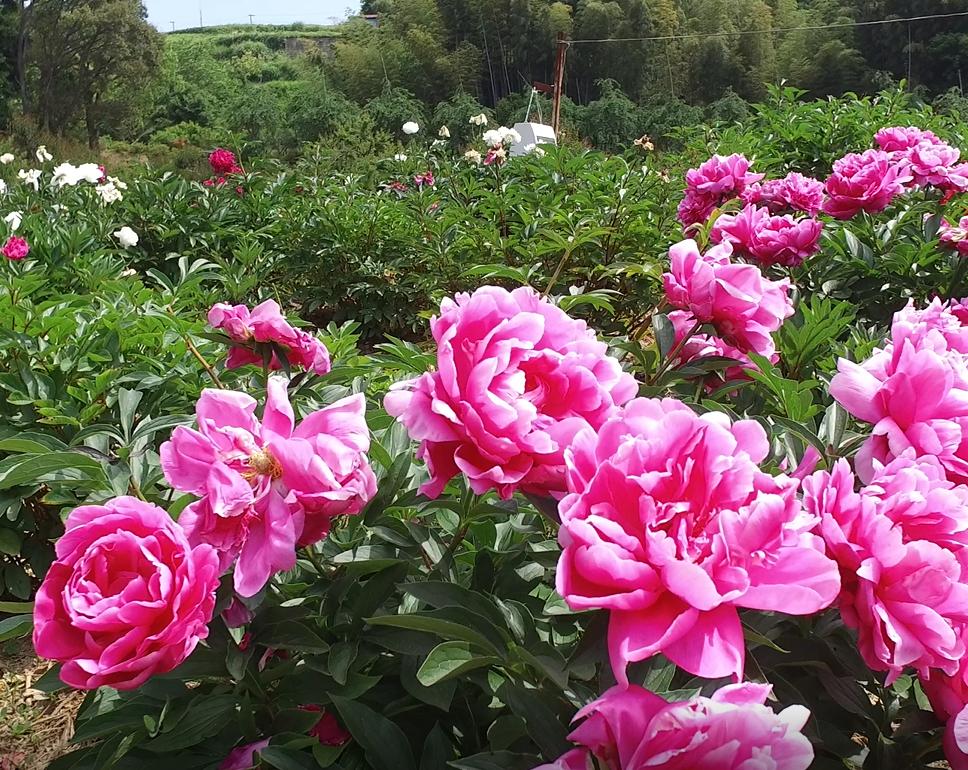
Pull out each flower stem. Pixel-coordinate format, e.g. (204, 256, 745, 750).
(184, 335, 225, 389)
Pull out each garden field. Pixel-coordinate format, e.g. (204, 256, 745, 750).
(7, 87, 968, 770)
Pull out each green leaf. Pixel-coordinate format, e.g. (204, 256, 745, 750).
(652, 313, 675, 358)
(141, 694, 238, 752)
(330, 695, 417, 770)
(0, 451, 107, 489)
(419, 724, 454, 770)
(260, 746, 319, 770)
(416, 642, 499, 686)
(448, 752, 541, 770)
(0, 613, 31, 642)
(0, 600, 34, 613)
(0, 527, 22, 555)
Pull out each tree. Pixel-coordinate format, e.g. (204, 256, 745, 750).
(28, 0, 162, 149)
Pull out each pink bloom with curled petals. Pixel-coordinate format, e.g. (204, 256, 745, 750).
(2, 236, 28, 260)
(906, 141, 968, 190)
(941, 217, 968, 256)
(829, 299, 968, 484)
(161, 378, 376, 596)
(556, 397, 840, 682)
(822, 150, 912, 219)
(711, 203, 822, 267)
(667, 309, 765, 385)
(208, 299, 331, 375)
(535, 682, 814, 770)
(677, 153, 763, 226)
(662, 238, 794, 357)
(803, 458, 968, 683)
(384, 286, 637, 500)
(741, 172, 825, 216)
(413, 171, 435, 187)
(875, 126, 943, 154)
(921, 646, 968, 770)
(33, 497, 219, 691)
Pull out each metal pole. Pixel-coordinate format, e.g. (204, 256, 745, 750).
(552, 33, 567, 136)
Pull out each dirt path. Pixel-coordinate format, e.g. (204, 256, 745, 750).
(0, 640, 82, 770)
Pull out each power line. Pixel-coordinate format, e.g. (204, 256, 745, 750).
(567, 10, 968, 44)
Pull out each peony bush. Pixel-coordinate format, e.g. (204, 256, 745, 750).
(7, 91, 968, 769)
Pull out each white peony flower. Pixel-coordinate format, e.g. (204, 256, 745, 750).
(4, 211, 22, 231)
(0, 180, 5, 195)
(120, 268, 138, 278)
(393, 153, 408, 162)
(96, 181, 123, 204)
(113, 226, 139, 248)
(438, 125, 451, 138)
(402, 121, 419, 135)
(469, 113, 488, 126)
(483, 126, 521, 148)
(533, 146, 546, 157)
(18, 168, 41, 191)
(107, 175, 127, 190)
(463, 149, 482, 164)
(0, 153, 14, 165)
(35, 145, 52, 163)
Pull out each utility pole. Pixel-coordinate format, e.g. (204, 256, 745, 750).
(199, 2, 203, 28)
(249, 14, 255, 24)
(551, 33, 568, 137)
(170, 21, 175, 31)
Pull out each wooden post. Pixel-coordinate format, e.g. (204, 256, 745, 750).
(552, 33, 568, 137)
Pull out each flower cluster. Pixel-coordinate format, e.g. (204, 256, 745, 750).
(830, 298, 968, 484)
(386, 286, 637, 499)
(822, 149, 912, 219)
(677, 153, 763, 226)
(741, 171, 825, 216)
(663, 238, 794, 360)
(876, 125, 968, 194)
(208, 299, 332, 375)
(537, 683, 813, 770)
(162, 378, 377, 596)
(556, 397, 839, 682)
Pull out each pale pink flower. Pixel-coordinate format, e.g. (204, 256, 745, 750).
(875, 126, 943, 154)
(208, 300, 331, 375)
(663, 238, 794, 357)
(822, 149, 912, 219)
(941, 217, 968, 256)
(906, 141, 968, 190)
(803, 459, 968, 682)
(535, 683, 813, 770)
(741, 171, 825, 216)
(711, 203, 823, 267)
(33, 497, 220, 690)
(385, 286, 637, 500)
(162, 378, 376, 596)
(677, 154, 763, 226)
(556, 397, 840, 681)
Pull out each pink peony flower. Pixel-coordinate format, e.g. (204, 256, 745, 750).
(677, 154, 764, 226)
(667, 309, 764, 384)
(741, 172, 825, 216)
(301, 705, 352, 746)
(662, 238, 794, 357)
(162, 378, 376, 596)
(905, 141, 968, 190)
(413, 171, 435, 187)
(209, 147, 242, 175)
(2, 235, 28, 260)
(803, 459, 968, 682)
(220, 739, 269, 770)
(941, 217, 968, 256)
(711, 203, 823, 267)
(875, 126, 943, 154)
(208, 299, 331, 375)
(829, 299, 968, 484)
(535, 683, 814, 770)
(384, 286, 637, 500)
(822, 149, 912, 219)
(33, 497, 220, 690)
(921, 649, 968, 770)
(556, 397, 840, 681)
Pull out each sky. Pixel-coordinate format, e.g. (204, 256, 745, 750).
(144, 0, 358, 31)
